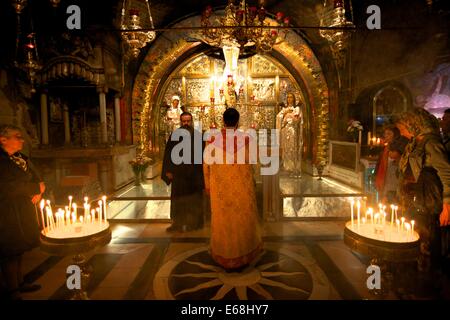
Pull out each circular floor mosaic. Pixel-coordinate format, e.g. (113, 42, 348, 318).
(154, 245, 330, 300)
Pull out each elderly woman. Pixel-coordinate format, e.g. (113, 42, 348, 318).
(396, 108, 450, 295)
(0, 124, 45, 299)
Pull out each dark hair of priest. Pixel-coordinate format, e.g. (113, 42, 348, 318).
(180, 111, 192, 119)
(223, 108, 240, 127)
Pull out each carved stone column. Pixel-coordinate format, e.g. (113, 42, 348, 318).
(114, 95, 121, 143)
(63, 104, 71, 144)
(97, 87, 108, 144)
(40, 92, 49, 145)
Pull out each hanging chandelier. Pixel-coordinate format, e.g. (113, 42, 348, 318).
(201, 0, 290, 54)
(319, 0, 355, 67)
(22, 33, 42, 93)
(120, 0, 156, 59)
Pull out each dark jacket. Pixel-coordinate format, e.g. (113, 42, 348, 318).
(161, 127, 205, 197)
(0, 148, 41, 258)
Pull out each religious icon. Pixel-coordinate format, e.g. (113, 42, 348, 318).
(166, 95, 183, 133)
(276, 92, 303, 177)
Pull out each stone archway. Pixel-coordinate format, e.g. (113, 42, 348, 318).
(132, 16, 330, 171)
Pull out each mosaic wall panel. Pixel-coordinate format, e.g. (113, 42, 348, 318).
(186, 78, 210, 102)
(251, 55, 279, 74)
(180, 55, 210, 75)
(251, 78, 276, 102)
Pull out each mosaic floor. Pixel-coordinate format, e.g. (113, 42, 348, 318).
(5, 221, 449, 300)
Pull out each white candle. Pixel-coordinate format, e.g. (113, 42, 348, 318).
(374, 213, 379, 225)
(383, 212, 386, 226)
(394, 206, 398, 221)
(390, 204, 394, 227)
(356, 200, 361, 229)
(411, 220, 415, 238)
(72, 212, 76, 224)
(98, 200, 103, 224)
(102, 196, 107, 222)
(350, 199, 355, 228)
(405, 223, 411, 240)
(80, 216, 84, 224)
(362, 217, 366, 224)
(396, 219, 400, 233)
(96, 208, 100, 222)
(39, 199, 46, 233)
(91, 209, 96, 223)
(68, 196, 73, 215)
(72, 203, 77, 222)
(87, 214, 91, 223)
(66, 211, 71, 226)
(401, 217, 405, 232)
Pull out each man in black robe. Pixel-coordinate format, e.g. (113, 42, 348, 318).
(161, 112, 204, 232)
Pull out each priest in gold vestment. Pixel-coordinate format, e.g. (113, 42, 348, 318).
(204, 108, 263, 270)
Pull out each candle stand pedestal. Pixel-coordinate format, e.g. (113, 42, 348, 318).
(344, 222, 419, 297)
(40, 225, 112, 300)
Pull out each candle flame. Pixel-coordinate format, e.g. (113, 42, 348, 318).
(102, 195, 107, 201)
(40, 199, 45, 209)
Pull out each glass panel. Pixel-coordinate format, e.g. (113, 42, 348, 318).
(108, 200, 170, 219)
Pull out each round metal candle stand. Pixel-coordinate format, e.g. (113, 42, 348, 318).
(343, 223, 420, 297)
(40, 226, 112, 300)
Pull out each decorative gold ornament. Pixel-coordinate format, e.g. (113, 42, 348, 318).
(120, 0, 156, 59)
(11, 0, 27, 14)
(201, 0, 289, 53)
(319, 0, 355, 67)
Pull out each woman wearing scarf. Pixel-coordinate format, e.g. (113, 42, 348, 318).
(0, 125, 45, 299)
(396, 108, 450, 296)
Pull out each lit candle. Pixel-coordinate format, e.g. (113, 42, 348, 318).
(401, 217, 405, 232)
(72, 212, 76, 224)
(390, 204, 394, 227)
(46, 207, 52, 231)
(39, 199, 46, 233)
(396, 219, 400, 233)
(377, 138, 380, 145)
(87, 214, 91, 224)
(84, 196, 88, 206)
(411, 220, 415, 238)
(68, 196, 73, 215)
(394, 205, 398, 221)
(405, 223, 411, 240)
(350, 199, 355, 228)
(98, 200, 103, 224)
(383, 212, 386, 226)
(102, 196, 107, 222)
(96, 208, 100, 222)
(374, 213, 380, 225)
(66, 211, 70, 226)
(362, 217, 366, 224)
(356, 200, 361, 229)
(46, 200, 53, 216)
(80, 216, 84, 224)
(72, 203, 77, 222)
(91, 209, 96, 222)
